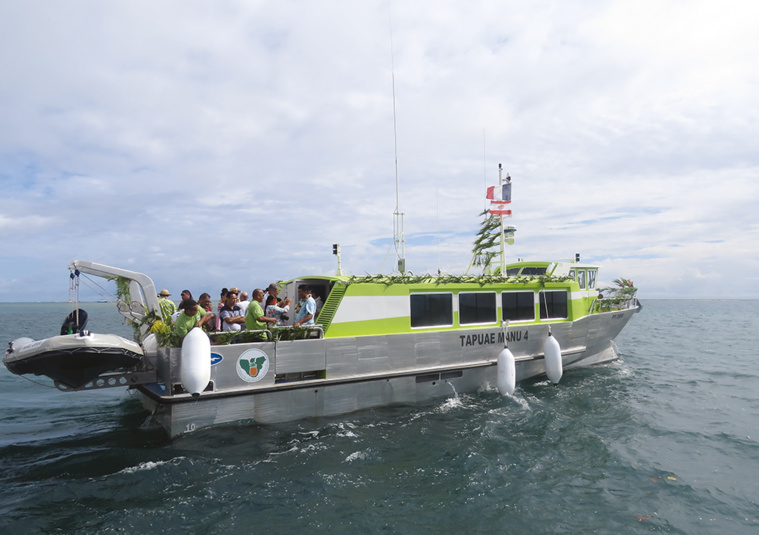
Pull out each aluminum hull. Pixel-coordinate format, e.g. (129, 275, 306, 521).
(136, 306, 637, 438)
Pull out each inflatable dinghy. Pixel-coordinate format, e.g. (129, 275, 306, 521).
(4, 332, 144, 388)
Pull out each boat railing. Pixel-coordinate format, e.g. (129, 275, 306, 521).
(592, 295, 640, 313)
(207, 325, 324, 345)
(269, 325, 324, 341)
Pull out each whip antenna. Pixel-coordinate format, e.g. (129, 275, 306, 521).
(388, 1, 405, 274)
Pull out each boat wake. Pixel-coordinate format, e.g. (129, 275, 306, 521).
(437, 382, 464, 412)
(117, 459, 176, 474)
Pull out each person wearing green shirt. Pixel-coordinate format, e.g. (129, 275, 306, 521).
(173, 299, 215, 338)
(245, 289, 277, 331)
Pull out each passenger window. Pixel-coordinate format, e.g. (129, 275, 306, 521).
(410, 293, 453, 328)
(539, 291, 568, 319)
(502, 291, 535, 321)
(577, 270, 586, 289)
(459, 292, 496, 325)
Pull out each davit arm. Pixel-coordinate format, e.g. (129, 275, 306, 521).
(69, 260, 162, 317)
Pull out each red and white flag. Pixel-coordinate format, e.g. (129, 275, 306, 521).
(486, 182, 511, 202)
(487, 176, 512, 216)
(489, 204, 512, 216)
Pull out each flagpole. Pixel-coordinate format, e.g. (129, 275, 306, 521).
(498, 163, 506, 275)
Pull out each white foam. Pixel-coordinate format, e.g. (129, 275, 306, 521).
(118, 459, 172, 474)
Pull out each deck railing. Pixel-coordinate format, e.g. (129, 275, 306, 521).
(207, 325, 324, 345)
(592, 294, 640, 313)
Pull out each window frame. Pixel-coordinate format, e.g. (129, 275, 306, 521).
(538, 290, 568, 320)
(501, 290, 536, 322)
(458, 291, 497, 326)
(587, 269, 597, 289)
(520, 266, 547, 276)
(410, 292, 454, 328)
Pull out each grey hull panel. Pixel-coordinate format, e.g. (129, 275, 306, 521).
(137, 307, 636, 437)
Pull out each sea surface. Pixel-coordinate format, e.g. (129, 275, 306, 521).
(1, 301, 757, 534)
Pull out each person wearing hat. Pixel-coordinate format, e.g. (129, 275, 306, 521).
(157, 289, 177, 323)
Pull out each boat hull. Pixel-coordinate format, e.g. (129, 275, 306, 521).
(136, 306, 636, 438)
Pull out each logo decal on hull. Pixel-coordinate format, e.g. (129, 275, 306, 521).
(211, 352, 223, 366)
(236, 348, 269, 383)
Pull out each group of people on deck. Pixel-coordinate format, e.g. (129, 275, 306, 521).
(156, 283, 320, 339)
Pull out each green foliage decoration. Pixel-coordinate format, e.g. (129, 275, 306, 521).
(595, 278, 639, 312)
(471, 209, 502, 273)
(346, 273, 571, 287)
(114, 277, 132, 303)
(207, 326, 321, 346)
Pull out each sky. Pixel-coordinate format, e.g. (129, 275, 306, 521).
(1, 0, 758, 302)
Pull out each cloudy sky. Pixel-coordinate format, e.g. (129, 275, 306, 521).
(1, 0, 758, 302)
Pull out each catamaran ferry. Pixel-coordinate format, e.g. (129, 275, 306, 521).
(4, 256, 639, 438)
(3, 168, 640, 438)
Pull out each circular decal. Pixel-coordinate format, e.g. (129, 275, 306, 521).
(236, 348, 270, 383)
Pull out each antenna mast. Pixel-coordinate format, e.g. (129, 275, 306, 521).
(389, 3, 405, 274)
(498, 164, 506, 274)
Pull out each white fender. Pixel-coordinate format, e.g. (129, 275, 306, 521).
(180, 327, 211, 397)
(544, 332, 563, 385)
(496, 347, 516, 395)
(141, 333, 159, 355)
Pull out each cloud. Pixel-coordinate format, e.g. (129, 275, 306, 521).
(1, 0, 758, 302)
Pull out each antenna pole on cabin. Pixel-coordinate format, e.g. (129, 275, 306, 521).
(498, 164, 506, 275)
(333, 243, 346, 276)
(394, 209, 406, 274)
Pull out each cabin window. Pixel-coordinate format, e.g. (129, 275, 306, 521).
(410, 293, 453, 328)
(539, 290, 568, 319)
(520, 266, 547, 276)
(568, 269, 575, 281)
(459, 292, 496, 325)
(577, 270, 586, 289)
(502, 291, 535, 321)
(506, 268, 520, 276)
(588, 270, 597, 289)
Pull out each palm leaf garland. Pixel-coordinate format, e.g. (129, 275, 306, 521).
(603, 278, 637, 297)
(346, 273, 571, 286)
(471, 209, 501, 273)
(114, 276, 133, 303)
(595, 278, 638, 311)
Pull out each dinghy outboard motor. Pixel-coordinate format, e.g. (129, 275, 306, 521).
(61, 309, 88, 335)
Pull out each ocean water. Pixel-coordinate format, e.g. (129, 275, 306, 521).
(1, 300, 757, 534)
